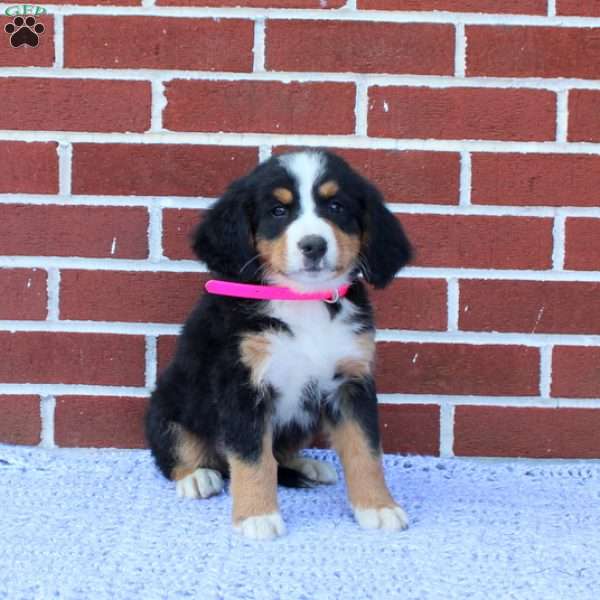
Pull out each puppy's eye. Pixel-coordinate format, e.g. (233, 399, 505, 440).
(328, 201, 344, 214)
(271, 205, 288, 217)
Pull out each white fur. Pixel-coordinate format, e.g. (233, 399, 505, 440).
(261, 299, 372, 430)
(176, 468, 224, 499)
(277, 151, 339, 287)
(286, 457, 338, 484)
(234, 512, 286, 541)
(353, 506, 409, 531)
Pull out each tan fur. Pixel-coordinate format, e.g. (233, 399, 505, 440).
(257, 236, 288, 273)
(332, 225, 361, 273)
(335, 332, 375, 380)
(239, 332, 272, 388)
(273, 187, 293, 204)
(228, 430, 278, 524)
(335, 358, 371, 380)
(169, 424, 208, 481)
(328, 420, 395, 510)
(318, 180, 339, 198)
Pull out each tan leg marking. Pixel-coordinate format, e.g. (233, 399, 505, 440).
(228, 431, 279, 525)
(169, 424, 224, 499)
(239, 332, 272, 387)
(257, 236, 288, 274)
(335, 331, 375, 380)
(170, 423, 207, 481)
(328, 419, 394, 510)
(329, 419, 408, 530)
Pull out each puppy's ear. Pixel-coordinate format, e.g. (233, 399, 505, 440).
(360, 180, 412, 289)
(192, 180, 257, 280)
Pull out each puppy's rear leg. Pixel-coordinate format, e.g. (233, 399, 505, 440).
(169, 423, 225, 499)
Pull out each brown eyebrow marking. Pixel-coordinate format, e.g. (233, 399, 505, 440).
(273, 187, 293, 204)
(318, 180, 339, 198)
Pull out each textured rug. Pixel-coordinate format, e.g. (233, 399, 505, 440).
(1, 445, 599, 600)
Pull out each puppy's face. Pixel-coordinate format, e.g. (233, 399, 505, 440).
(193, 150, 412, 290)
(254, 152, 363, 291)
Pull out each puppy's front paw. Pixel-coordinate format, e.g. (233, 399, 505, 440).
(234, 512, 286, 541)
(176, 468, 224, 499)
(353, 505, 409, 531)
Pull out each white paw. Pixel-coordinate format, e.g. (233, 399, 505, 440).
(176, 468, 224, 499)
(291, 458, 338, 484)
(234, 512, 286, 541)
(353, 505, 409, 531)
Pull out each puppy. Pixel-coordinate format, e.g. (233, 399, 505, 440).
(145, 149, 412, 540)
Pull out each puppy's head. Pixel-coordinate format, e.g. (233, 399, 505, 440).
(193, 150, 412, 290)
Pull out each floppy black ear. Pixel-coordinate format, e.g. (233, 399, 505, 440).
(192, 180, 257, 280)
(360, 180, 412, 289)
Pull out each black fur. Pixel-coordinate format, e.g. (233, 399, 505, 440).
(145, 149, 412, 491)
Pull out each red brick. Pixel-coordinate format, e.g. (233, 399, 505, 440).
(400, 214, 553, 269)
(0, 78, 149, 132)
(160, 338, 539, 397)
(0, 332, 145, 386)
(552, 347, 600, 398)
(368, 87, 556, 142)
(379, 404, 440, 455)
(455, 406, 600, 458)
(60, 271, 207, 323)
(162, 208, 201, 260)
(0, 142, 58, 194)
(331, 149, 460, 204)
(0, 269, 47, 320)
(0, 396, 40, 445)
(568, 90, 600, 142)
(0, 205, 148, 258)
(55, 396, 147, 448)
(72, 144, 257, 197)
(0, 16, 54, 67)
(467, 26, 600, 79)
(460, 280, 600, 335)
(565, 218, 600, 271)
(376, 342, 539, 395)
(157, 335, 177, 373)
(472, 153, 600, 207)
(164, 80, 355, 135)
(158, 0, 344, 5)
(266, 21, 454, 75)
(358, 0, 546, 13)
(160, 337, 538, 395)
(65, 16, 253, 71)
(557, 0, 600, 16)
(371, 279, 447, 331)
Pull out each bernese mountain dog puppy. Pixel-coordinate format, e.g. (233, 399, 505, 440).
(145, 149, 412, 540)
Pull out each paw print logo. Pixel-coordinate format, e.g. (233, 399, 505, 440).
(4, 16, 45, 48)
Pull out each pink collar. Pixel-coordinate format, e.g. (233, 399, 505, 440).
(205, 279, 350, 303)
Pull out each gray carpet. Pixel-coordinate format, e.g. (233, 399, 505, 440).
(1, 445, 599, 599)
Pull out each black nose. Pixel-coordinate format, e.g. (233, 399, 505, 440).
(298, 235, 327, 261)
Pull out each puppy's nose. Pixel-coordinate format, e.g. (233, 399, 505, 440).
(298, 235, 327, 261)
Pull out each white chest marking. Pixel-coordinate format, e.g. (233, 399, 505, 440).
(261, 299, 371, 429)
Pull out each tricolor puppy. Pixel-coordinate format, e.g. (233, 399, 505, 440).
(145, 149, 412, 540)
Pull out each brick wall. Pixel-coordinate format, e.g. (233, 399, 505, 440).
(1, 0, 600, 459)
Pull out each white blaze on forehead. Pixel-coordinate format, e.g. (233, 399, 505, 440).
(278, 151, 337, 274)
(278, 151, 325, 211)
